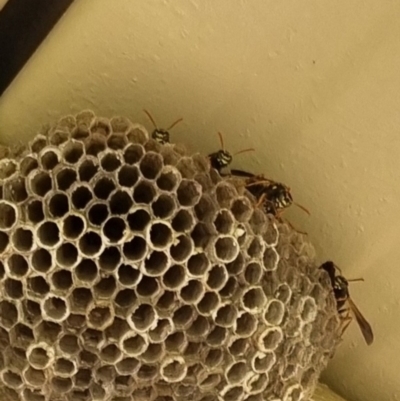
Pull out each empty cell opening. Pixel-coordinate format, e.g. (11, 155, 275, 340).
(22, 300, 42, 326)
(95, 364, 116, 384)
(156, 291, 175, 311)
(206, 326, 227, 347)
(75, 259, 98, 283)
(170, 235, 192, 262)
(263, 248, 279, 271)
(24, 367, 45, 387)
(235, 312, 257, 337)
(177, 180, 201, 207)
(79, 350, 97, 367)
(109, 136, 129, 152)
(84, 135, 106, 156)
(94, 276, 117, 298)
(187, 315, 209, 338)
(219, 277, 238, 298)
(252, 352, 275, 373)
(215, 304, 237, 327)
(4, 177, 28, 202)
(99, 246, 121, 272)
(93, 177, 116, 199)
(197, 292, 219, 316)
(199, 373, 220, 390)
(123, 144, 144, 164)
(43, 296, 67, 321)
(110, 190, 133, 215)
(214, 236, 238, 263)
(51, 377, 73, 393)
(144, 251, 168, 276)
(87, 203, 109, 226)
(136, 364, 158, 381)
(31, 248, 52, 272)
(74, 368, 92, 389)
(35, 321, 62, 344)
(137, 276, 159, 298)
(173, 305, 195, 329)
(100, 153, 121, 172)
(91, 118, 111, 135)
(71, 186, 93, 209)
(216, 183, 237, 207)
(27, 199, 45, 224)
(30, 171, 52, 196)
(226, 361, 247, 384)
(100, 344, 121, 363)
(204, 349, 223, 368)
(172, 209, 194, 232)
(187, 253, 209, 277)
(194, 195, 216, 223)
(118, 264, 141, 287)
(105, 317, 130, 342)
(56, 168, 77, 191)
(165, 332, 185, 353)
(63, 141, 84, 164)
(28, 276, 50, 296)
(66, 314, 86, 330)
(10, 323, 34, 348)
(161, 359, 186, 382)
(247, 374, 269, 394)
(300, 297, 318, 323)
(191, 223, 214, 249)
(0, 301, 18, 328)
(149, 222, 172, 248)
(115, 289, 137, 308)
(230, 198, 252, 222)
(103, 217, 126, 243)
(224, 386, 245, 401)
(48, 193, 69, 218)
(228, 338, 248, 357)
(149, 319, 172, 343)
(7, 254, 28, 277)
(123, 236, 147, 261)
(88, 307, 112, 329)
(118, 165, 139, 188)
(12, 227, 33, 252)
(62, 214, 85, 239)
(79, 231, 102, 256)
(81, 328, 103, 350)
(51, 270, 73, 291)
(244, 263, 263, 285)
(130, 304, 156, 331)
(20, 156, 39, 176)
(213, 210, 234, 234)
(133, 181, 156, 203)
(157, 169, 179, 191)
(247, 237, 263, 259)
(260, 328, 283, 351)
(180, 280, 204, 304)
(162, 265, 186, 290)
(4, 278, 23, 299)
(275, 283, 292, 304)
(0, 231, 9, 254)
(140, 152, 163, 179)
(37, 221, 60, 247)
(207, 265, 227, 291)
(140, 343, 164, 363)
(116, 357, 140, 375)
(56, 243, 78, 267)
(127, 208, 151, 231)
(78, 159, 98, 182)
(50, 128, 70, 145)
(69, 288, 93, 312)
(0, 202, 17, 229)
(122, 334, 147, 356)
(23, 388, 45, 401)
(243, 287, 267, 311)
(264, 300, 285, 326)
(27, 347, 50, 369)
(152, 194, 176, 219)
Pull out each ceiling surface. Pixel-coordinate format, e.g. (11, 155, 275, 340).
(0, 1, 399, 400)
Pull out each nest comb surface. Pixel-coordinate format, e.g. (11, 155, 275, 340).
(0, 111, 341, 401)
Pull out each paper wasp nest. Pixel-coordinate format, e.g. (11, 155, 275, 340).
(0, 111, 341, 401)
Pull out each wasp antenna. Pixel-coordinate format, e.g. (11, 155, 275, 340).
(167, 117, 183, 131)
(347, 278, 365, 283)
(143, 109, 158, 129)
(293, 202, 311, 216)
(233, 148, 256, 156)
(217, 132, 225, 150)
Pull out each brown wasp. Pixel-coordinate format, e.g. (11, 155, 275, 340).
(230, 169, 310, 233)
(143, 109, 183, 145)
(320, 261, 374, 345)
(208, 132, 255, 174)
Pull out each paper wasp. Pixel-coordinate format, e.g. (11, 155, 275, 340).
(230, 169, 310, 221)
(143, 109, 183, 144)
(320, 261, 373, 345)
(208, 132, 255, 174)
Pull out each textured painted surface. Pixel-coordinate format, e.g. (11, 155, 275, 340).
(0, 1, 399, 400)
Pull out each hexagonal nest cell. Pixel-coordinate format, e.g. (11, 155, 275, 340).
(0, 111, 341, 401)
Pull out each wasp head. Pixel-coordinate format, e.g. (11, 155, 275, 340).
(269, 184, 293, 211)
(152, 129, 170, 144)
(209, 150, 233, 170)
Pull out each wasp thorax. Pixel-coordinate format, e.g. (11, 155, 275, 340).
(152, 129, 170, 144)
(210, 150, 233, 170)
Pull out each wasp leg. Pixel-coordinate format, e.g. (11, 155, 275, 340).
(280, 216, 308, 236)
(339, 308, 353, 337)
